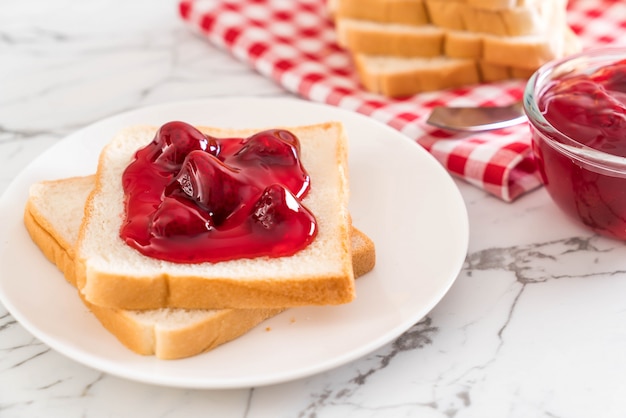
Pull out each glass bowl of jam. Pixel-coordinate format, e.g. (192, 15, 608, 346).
(523, 48, 626, 240)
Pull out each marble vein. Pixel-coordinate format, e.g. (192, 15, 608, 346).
(465, 235, 622, 283)
(293, 317, 439, 418)
(0, 311, 16, 332)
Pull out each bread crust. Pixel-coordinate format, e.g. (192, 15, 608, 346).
(462, 5, 540, 37)
(426, 0, 554, 37)
(482, 34, 558, 70)
(444, 31, 483, 59)
(354, 54, 481, 97)
(77, 267, 357, 310)
(332, 0, 429, 26)
(24, 205, 77, 286)
(466, 0, 521, 10)
(83, 293, 284, 359)
(425, 0, 466, 31)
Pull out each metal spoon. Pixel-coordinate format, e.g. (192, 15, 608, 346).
(426, 101, 527, 132)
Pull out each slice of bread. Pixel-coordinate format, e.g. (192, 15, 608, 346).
(444, 30, 484, 59)
(461, 6, 540, 37)
(24, 176, 376, 359)
(337, 15, 571, 66)
(353, 53, 481, 97)
(424, 0, 466, 31)
(350, 23, 579, 96)
(336, 19, 445, 58)
(482, 32, 563, 70)
(330, 0, 578, 96)
(426, 0, 557, 36)
(447, 24, 580, 66)
(75, 122, 354, 310)
(329, 0, 430, 26)
(478, 0, 566, 68)
(477, 61, 534, 82)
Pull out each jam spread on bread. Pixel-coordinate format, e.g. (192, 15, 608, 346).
(120, 121, 317, 263)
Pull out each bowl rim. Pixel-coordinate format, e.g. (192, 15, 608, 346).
(523, 47, 626, 175)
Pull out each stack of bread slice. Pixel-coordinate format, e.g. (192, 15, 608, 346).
(329, 0, 581, 97)
(24, 122, 376, 359)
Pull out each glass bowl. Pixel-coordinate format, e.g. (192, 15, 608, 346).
(523, 47, 626, 239)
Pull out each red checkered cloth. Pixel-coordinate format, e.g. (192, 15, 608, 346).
(178, 0, 626, 202)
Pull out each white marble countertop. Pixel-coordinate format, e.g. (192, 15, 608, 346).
(3, 1, 626, 417)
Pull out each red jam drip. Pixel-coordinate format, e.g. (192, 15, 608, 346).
(540, 58, 626, 156)
(534, 59, 626, 239)
(120, 121, 317, 263)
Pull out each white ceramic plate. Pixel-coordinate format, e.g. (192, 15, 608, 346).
(0, 98, 468, 389)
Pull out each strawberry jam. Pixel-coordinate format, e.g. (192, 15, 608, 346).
(528, 54, 626, 239)
(120, 121, 317, 263)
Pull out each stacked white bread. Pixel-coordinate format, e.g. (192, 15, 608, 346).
(24, 176, 376, 359)
(329, 0, 581, 97)
(75, 122, 356, 311)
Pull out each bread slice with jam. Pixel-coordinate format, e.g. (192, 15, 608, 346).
(75, 122, 355, 310)
(24, 175, 375, 359)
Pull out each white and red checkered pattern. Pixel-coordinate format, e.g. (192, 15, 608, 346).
(179, 0, 626, 202)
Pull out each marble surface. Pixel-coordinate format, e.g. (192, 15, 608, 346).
(3, 1, 626, 417)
